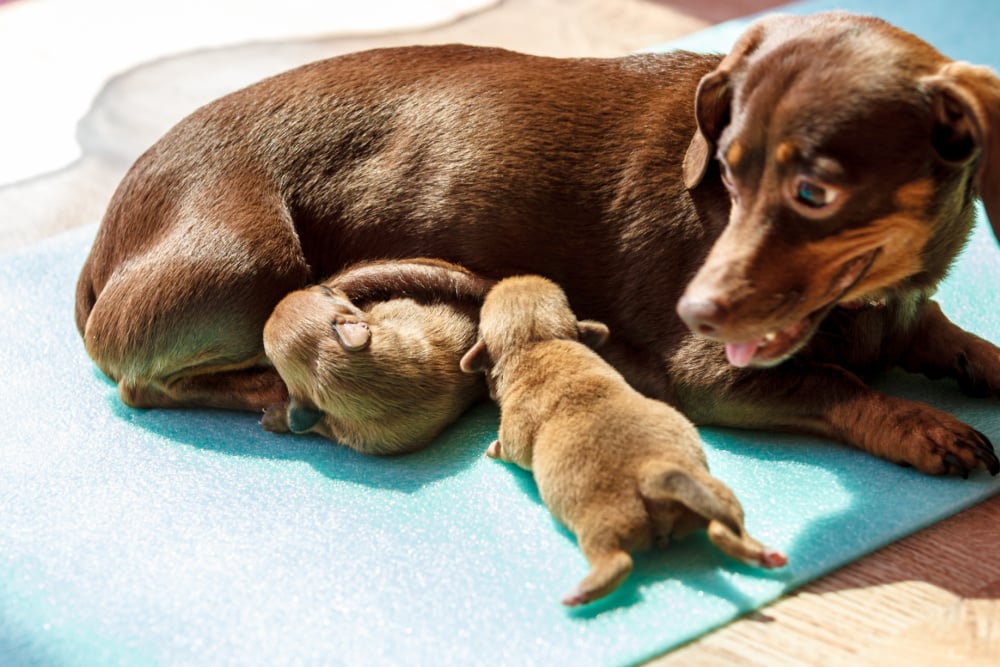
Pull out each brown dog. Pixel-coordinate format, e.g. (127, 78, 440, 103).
(461, 276, 786, 606)
(261, 259, 492, 455)
(76, 12, 1000, 476)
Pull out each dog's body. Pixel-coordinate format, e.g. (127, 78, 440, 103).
(461, 276, 786, 606)
(76, 12, 1000, 475)
(261, 259, 491, 455)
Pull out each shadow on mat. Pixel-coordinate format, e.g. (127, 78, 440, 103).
(99, 363, 1000, 608)
(103, 373, 498, 493)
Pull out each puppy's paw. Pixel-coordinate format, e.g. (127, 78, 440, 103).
(560, 585, 590, 607)
(260, 404, 290, 433)
(886, 408, 998, 477)
(756, 548, 788, 569)
(485, 439, 502, 459)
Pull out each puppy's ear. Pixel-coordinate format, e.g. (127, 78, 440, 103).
(332, 317, 371, 351)
(460, 339, 490, 374)
(925, 62, 1000, 243)
(577, 320, 610, 349)
(683, 18, 773, 189)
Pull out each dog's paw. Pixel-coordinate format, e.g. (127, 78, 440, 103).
(887, 409, 999, 477)
(260, 404, 290, 433)
(955, 349, 1000, 398)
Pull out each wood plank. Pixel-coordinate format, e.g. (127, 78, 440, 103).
(651, 495, 1000, 666)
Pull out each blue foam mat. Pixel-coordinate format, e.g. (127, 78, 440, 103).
(3, 2, 1000, 665)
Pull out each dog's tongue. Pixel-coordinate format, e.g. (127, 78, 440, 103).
(725, 340, 761, 368)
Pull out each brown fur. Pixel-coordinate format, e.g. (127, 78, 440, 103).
(461, 276, 785, 606)
(76, 12, 1000, 475)
(262, 259, 491, 455)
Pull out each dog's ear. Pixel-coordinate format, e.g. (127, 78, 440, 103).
(684, 71, 733, 190)
(683, 18, 774, 189)
(924, 61, 1000, 243)
(577, 320, 610, 349)
(459, 339, 490, 374)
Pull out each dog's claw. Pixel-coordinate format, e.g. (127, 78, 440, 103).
(971, 430, 1000, 475)
(943, 453, 969, 479)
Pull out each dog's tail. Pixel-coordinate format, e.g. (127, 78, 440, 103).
(639, 464, 787, 569)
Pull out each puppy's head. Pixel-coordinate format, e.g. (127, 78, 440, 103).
(263, 284, 371, 433)
(679, 11, 1000, 368)
(460, 275, 609, 385)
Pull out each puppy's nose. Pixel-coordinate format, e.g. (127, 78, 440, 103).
(677, 295, 729, 337)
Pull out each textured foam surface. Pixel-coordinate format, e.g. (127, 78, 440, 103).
(3, 2, 1000, 665)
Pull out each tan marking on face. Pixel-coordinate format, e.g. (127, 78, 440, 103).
(775, 142, 797, 165)
(894, 179, 934, 212)
(796, 212, 933, 305)
(725, 142, 743, 169)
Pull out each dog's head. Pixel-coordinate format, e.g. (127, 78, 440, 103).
(460, 275, 609, 391)
(678, 12, 1000, 368)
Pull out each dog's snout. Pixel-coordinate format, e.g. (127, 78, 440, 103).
(677, 295, 729, 336)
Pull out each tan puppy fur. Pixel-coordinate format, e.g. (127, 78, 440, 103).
(263, 259, 490, 455)
(461, 276, 786, 606)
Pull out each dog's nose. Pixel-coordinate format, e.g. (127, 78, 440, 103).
(677, 295, 729, 336)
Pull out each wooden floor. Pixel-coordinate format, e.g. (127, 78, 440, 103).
(3, 0, 998, 664)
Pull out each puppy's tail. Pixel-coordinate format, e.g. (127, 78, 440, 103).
(639, 464, 786, 569)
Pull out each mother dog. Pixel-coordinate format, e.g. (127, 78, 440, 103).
(76, 12, 1000, 476)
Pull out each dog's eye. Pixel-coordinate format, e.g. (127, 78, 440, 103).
(794, 179, 834, 208)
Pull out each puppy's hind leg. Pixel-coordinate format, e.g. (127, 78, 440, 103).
(561, 532, 634, 607)
(706, 520, 787, 569)
(640, 464, 786, 569)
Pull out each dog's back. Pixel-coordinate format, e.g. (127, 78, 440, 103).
(74, 45, 724, 411)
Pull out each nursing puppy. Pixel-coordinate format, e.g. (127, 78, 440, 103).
(461, 276, 786, 606)
(263, 259, 491, 455)
(76, 12, 1000, 476)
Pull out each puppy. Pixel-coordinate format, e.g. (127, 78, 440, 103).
(76, 12, 1000, 476)
(261, 259, 492, 455)
(461, 276, 786, 606)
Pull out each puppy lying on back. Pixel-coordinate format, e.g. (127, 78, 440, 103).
(461, 276, 786, 606)
(263, 259, 492, 455)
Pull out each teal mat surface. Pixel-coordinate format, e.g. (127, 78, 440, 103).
(3, 2, 1000, 665)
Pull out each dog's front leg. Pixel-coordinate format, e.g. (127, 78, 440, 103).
(898, 299, 1000, 398)
(670, 339, 999, 477)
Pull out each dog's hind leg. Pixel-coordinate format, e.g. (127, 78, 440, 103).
(80, 180, 311, 412)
